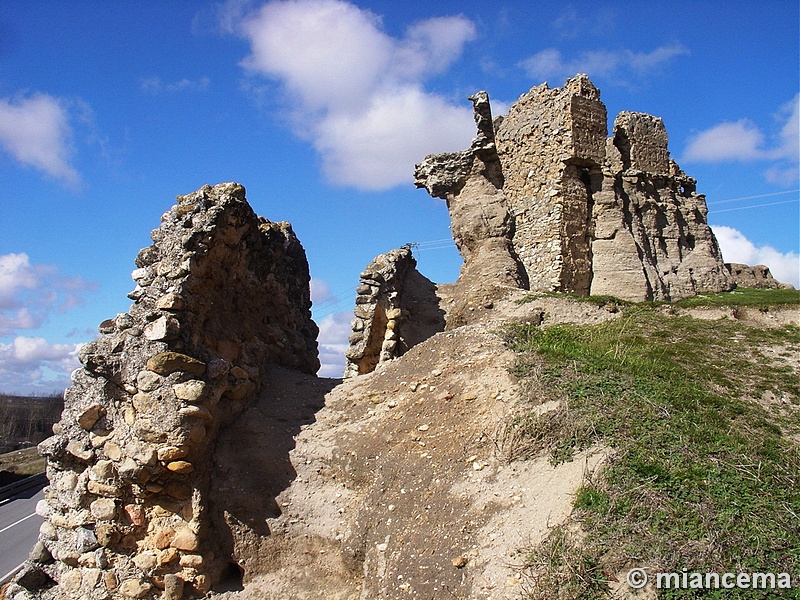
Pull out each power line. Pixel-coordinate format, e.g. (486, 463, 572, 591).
(711, 198, 799, 213)
(707, 189, 800, 205)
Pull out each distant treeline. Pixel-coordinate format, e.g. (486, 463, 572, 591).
(0, 393, 64, 455)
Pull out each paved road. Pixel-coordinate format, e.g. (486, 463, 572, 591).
(0, 482, 45, 583)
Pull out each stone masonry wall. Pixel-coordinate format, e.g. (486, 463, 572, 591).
(494, 75, 607, 294)
(12, 183, 318, 600)
(343, 247, 444, 378)
(416, 75, 733, 302)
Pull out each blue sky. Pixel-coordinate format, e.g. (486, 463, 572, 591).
(0, 0, 798, 392)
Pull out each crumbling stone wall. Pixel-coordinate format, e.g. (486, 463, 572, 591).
(495, 75, 607, 294)
(415, 75, 733, 302)
(12, 183, 318, 600)
(343, 247, 444, 377)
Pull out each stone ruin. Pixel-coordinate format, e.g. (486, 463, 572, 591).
(10, 183, 318, 600)
(342, 75, 736, 376)
(342, 247, 444, 378)
(415, 74, 734, 303)
(8, 77, 791, 599)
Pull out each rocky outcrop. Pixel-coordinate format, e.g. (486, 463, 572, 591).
(414, 92, 528, 324)
(725, 263, 795, 290)
(343, 247, 444, 377)
(11, 183, 318, 600)
(416, 75, 734, 302)
(591, 112, 733, 300)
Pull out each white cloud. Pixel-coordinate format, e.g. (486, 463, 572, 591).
(683, 120, 765, 162)
(0, 336, 81, 394)
(0, 253, 96, 336)
(683, 94, 799, 186)
(712, 225, 799, 288)
(231, 0, 477, 190)
(0, 92, 80, 185)
(518, 43, 688, 84)
(316, 310, 351, 378)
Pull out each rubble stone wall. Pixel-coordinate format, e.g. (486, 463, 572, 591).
(14, 183, 318, 600)
(415, 75, 734, 302)
(343, 247, 444, 378)
(494, 75, 607, 293)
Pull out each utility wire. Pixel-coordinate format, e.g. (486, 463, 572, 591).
(707, 189, 800, 205)
(711, 199, 799, 213)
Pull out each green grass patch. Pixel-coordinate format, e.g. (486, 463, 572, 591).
(674, 287, 800, 309)
(505, 304, 800, 599)
(517, 287, 800, 311)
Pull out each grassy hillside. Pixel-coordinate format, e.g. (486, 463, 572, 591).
(504, 289, 800, 599)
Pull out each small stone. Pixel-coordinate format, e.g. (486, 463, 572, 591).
(90, 432, 110, 448)
(87, 480, 122, 498)
(179, 553, 204, 568)
(92, 459, 115, 479)
(144, 316, 180, 341)
(153, 529, 176, 550)
(147, 352, 205, 377)
(163, 573, 184, 600)
(119, 578, 152, 598)
(229, 366, 249, 379)
(98, 319, 116, 334)
(77, 404, 105, 430)
(158, 446, 188, 461)
(115, 312, 135, 329)
(124, 504, 146, 527)
(386, 307, 402, 319)
(90, 498, 117, 521)
(451, 555, 468, 568)
(173, 380, 206, 402)
(132, 392, 157, 413)
(136, 370, 162, 392)
(94, 538, 108, 569)
(75, 527, 99, 553)
(29, 540, 52, 563)
(133, 552, 157, 571)
(95, 523, 122, 548)
(104, 570, 118, 591)
(472, 461, 484, 471)
(40, 521, 58, 540)
(66, 440, 93, 461)
(171, 528, 200, 552)
(157, 547, 179, 565)
(178, 405, 212, 421)
(431, 369, 442, 377)
(156, 292, 186, 311)
(60, 568, 83, 592)
(206, 358, 230, 379)
(418, 424, 430, 431)
(193, 574, 211, 594)
(78, 550, 97, 567)
(166, 460, 194, 474)
(104, 441, 122, 461)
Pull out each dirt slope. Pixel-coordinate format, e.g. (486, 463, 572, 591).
(211, 293, 622, 599)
